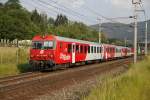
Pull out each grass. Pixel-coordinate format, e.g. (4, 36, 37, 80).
(83, 57, 150, 100)
(0, 47, 31, 77)
(0, 64, 20, 78)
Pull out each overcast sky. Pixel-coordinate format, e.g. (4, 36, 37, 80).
(1, 0, 150, 25)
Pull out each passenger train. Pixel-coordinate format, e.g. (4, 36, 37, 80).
(29, 35, 133, 70)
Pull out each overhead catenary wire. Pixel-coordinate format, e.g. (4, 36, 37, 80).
(37, 0, 98, 24)
(22, 0, 96, 24)
(46, 0, 97, 21)
(82, 5, 130, 24)
(21, 0, 58, 17)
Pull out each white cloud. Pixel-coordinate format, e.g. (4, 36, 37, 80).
(56, 0, 85, 8)
(143, 0, 150, 8)
(110, 0, 132, 9)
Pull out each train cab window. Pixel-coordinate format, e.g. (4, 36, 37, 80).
(68, 44, 72, 53)
(32, 41, 43, 49)
(91, 46, 93, 53)
(44, 41, 54, 49)
(88, 46, 90, 53)
(32, 41, 55, 49)
(76, 45, 79, 53)
(80, 45, 83, 53)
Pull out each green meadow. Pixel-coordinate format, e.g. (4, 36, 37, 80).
(83, 56, 150, 100)
(0, 47, 30, 77)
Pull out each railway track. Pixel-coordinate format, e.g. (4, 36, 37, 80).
(0, 57, 138, 100)
(0, 72, 46, 88)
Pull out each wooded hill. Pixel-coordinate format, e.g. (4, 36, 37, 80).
(90, 20, 150, 43)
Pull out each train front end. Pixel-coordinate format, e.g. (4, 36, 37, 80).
(29, 35, 56, 70)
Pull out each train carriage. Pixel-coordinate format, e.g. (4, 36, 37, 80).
(102, 44, 116, 60)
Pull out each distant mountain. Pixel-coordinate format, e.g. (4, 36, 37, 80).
(90, 20, 150, 43)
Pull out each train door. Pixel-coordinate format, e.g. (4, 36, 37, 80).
(72, 43, 75, 63)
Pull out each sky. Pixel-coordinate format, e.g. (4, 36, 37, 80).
(1, 0, 150, 25)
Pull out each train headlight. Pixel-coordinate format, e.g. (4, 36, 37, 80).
(49, 54, 54, 58)
(30, 55, 34, 58)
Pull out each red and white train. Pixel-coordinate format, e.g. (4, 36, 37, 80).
(29, 35, 133, 70)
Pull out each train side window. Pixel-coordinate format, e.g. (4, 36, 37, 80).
(117, 49, 119, 53)
(100, 47, 102, 53)
(88, 46, 90, 53)
(97, 47, 99, 53)
(68, 44, 72, 53)
(84, 46, 87, 53)
(80, 45, 83, 53)
(82, 45, 84, 53)
(91, 46, 93, 53)
(76, 45, 79, 53)
(94, 47, 96, 53)
(60, 42, 63, 48)
(99, 47, 101, 53)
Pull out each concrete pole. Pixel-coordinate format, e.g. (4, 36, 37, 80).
(134, 3, 138, 63)
(124, 37, 127, 47)
(145, 21, 148, 55)
(98, 19, 102, 44)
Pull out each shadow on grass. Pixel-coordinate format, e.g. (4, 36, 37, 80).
(17, 63, 32, 73)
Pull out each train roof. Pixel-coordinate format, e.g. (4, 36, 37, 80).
(32, 35, 131, 48)
(55, 35, 101, 46)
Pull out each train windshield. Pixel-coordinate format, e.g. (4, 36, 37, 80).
(32, 41, 54, 49)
